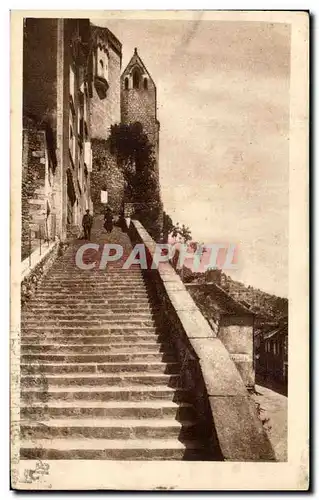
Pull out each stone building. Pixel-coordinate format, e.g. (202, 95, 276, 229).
(255, 322, 288, 391)
(89, 25, 124, 215)
(121, 48, 160, 181)
(120, 48, 163, 238)
(186, 281, 256, 389)
(22, 21, 163, 257)
(22, 18, 93, 257)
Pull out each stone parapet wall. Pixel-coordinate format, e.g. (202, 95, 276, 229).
(21, 241, 63, 306)
(186, 282, 255, 389)
(128, 219, 275, 462)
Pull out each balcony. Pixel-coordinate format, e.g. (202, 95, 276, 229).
(94, 75, 109, 100)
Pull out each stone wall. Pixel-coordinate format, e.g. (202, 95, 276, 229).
(91, 138, 125, 215)
(120, 49, 159, 182)
(21, 241, 62, 306)
(219, 315, 255, 389)
(23, 18, 58, 140)
(124, 201, 163, 242)
(90, 25, 122, 139)
(128, 219, 275, 462)
(21, 128, 48, 260)
(121, 83, 158, 151)
(186, 283, 255, 389)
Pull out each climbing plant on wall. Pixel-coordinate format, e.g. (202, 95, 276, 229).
(109, 121, 162, 240)
(109, 121, 159, 202)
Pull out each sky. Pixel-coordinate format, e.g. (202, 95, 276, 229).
(94, 17, 291, 297)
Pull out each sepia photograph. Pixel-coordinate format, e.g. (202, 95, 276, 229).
(10, 10, 309, 490)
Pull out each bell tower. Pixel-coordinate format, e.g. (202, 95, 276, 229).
(120, 48, 160, 177)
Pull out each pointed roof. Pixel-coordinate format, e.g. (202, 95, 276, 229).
(121, 48, 156, 87)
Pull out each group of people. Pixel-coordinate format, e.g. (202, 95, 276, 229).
(81, 205, 123, 241)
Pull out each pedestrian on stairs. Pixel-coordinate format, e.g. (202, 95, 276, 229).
(104, 206, 114, 233)
(82, 209, 93, 240)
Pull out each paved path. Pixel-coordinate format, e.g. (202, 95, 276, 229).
(252, 384, 288, 462)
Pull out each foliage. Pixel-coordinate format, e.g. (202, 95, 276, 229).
(162, 211, 174, 243)
(110, 122, 159, 203)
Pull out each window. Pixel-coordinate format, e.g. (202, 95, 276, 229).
(143, 77, 148, 90)
(125, 77, 129, 90)
(133, 68, 140, 89)
(69, 124, 75, 165)
(69, 65, 75, 102)
(99, 59, 104, 70)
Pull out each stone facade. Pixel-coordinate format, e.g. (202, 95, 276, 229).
(22, 21, 163, 252)
(120, 49, 163, 239)
(90, 25, 122, 138)
(91, 138, 125, 215)
(89, 25, 123, 216)
(23, 18, 93, 246)
(121, 48, 160, 179)
(21, 126, 56, 260)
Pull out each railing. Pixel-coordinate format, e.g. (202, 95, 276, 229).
(21, 214, 56, 267)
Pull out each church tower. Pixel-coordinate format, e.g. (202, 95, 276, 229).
(120, 48, 160, 177)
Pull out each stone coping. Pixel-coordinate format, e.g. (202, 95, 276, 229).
(186, 281, 255, 316)
(130, 220, 275, 461)
(21, 241, 58, 283)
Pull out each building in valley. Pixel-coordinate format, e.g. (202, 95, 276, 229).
(254, 322, 288, 391)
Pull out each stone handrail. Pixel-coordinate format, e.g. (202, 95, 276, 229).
(129, 219, 275, 461)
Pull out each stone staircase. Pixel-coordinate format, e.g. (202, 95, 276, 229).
(20, 219, 214, 460)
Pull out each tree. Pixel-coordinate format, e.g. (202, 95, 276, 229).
(109, 121, 162, 240)
(179, 224, 192, 244)
(109, 122, 159, 203)
(162, 211, 174, 243)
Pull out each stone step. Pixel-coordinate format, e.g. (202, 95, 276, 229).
(21, 386, 189, 402)
(31, 293, 150, 300)
(21, 361, 180, 375)
(21, 327, 159, 334)
(42, 276, 145, 280)
(40, 284, 148, 288)
(34, 287, 149, 292)
(22, 312, 156, 320)
(21, 373, 181, 388)
(36, 286, 147, 292)
(21, 334, 163, 344)
(46, 274, 145, 278)
(21, 352, 177, 363)
(21, 418, 197, 440)
(22, 303, 155, 315)
(49, 271, 144, 274)
(25, 298, 153, 306)
(21, 400, 194, 420)
(20, 438, 209, 460)
(22, 319, 155, 327)
(21, 343, 173, 354)
(41, 279, 146, 283)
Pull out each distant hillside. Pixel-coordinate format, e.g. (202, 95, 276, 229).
(182, 268, 288, 324)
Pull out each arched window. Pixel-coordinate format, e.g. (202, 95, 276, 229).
(143, 77, 148, 90)
(99, 59, 104, 70)
(132, 68, 140, 89)
(124, 77, 129, 90)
